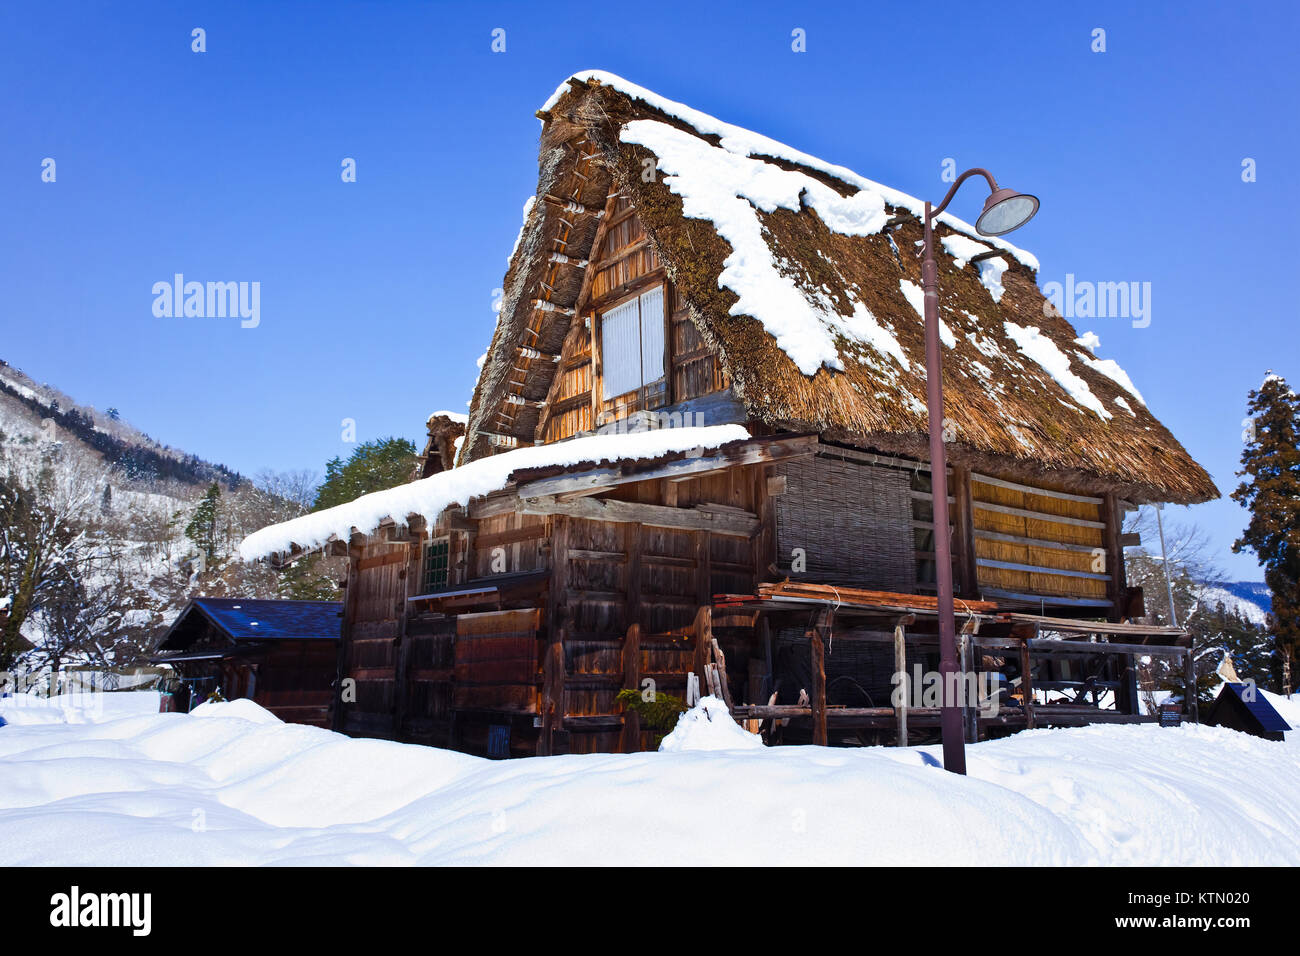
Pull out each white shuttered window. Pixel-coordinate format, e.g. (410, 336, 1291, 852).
(600, 286, 665, 400)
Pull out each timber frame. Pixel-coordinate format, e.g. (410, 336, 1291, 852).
(325, 432, 1194, 757)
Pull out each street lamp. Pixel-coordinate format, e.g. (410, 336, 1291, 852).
(923, 169, 1038, 775)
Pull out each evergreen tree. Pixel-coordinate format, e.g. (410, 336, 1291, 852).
(1184, 599, 1278, 698)
(313, 437, 418, 511)
(185, 482, 222, 562)
(1231, 373, 1300, 689)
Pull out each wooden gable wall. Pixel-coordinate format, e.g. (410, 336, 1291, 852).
(536, 195, 731, 445)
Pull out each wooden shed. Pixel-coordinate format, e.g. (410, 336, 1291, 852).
(239, 73, 1217, 756)
(153, 598, 342, 727)
(1203, 682, 1291, 742)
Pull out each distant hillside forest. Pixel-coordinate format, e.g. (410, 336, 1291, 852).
(0, 361, 243, 488)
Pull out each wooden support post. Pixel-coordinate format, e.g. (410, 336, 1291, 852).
(625, 522, 642, 634)
(712, 638, 734, 710)
(1102, 492, 1127, 622)
(950, 464, 979, 598)
(621, 623, 641, 753)
(1019, 639, 1036, 730)
(894, 618, 909, 747)
(959, 632, 978, 744)
(808, 607, 832, 746)
(539, 629, 566, 756)
(332, 543, 362, 733)
(692, 604, 713, 696)
(1184, 650, 1199, 723)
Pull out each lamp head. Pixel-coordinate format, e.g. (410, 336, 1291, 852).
(975, 187, 1039, 236)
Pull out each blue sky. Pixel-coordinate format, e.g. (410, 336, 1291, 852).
(2, 0, 1294, 581)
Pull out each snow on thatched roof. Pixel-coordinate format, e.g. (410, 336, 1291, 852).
(239, 424, 748, 561)
(463, 72, 1217, 505)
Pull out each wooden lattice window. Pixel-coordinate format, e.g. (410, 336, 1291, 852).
(600, 285, 665, 400)
(422, 537, 450, 592)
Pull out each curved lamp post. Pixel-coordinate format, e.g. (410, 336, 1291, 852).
(923, 169, 1038, 775)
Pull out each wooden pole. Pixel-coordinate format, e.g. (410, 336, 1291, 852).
(808, 607, 831, 746)
(621, 622, 641, 753)
(1019, 639, 1036, 730)
(1184, 650, 1199, 723)
(692, 604, 713, 687)
(894, 620, 908, 747)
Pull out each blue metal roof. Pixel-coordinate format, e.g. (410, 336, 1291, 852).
(1221, 682, 1291, 733)
(185, 598, 341, 643)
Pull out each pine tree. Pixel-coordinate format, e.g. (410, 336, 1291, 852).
(185, 482, 222, 562)
(313, 437, 418, 511)
(1232, 373, 1300, 691)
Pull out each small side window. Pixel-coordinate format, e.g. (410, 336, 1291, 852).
(422, 537, 450, 591)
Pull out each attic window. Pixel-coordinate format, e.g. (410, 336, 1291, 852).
(600, 285, 665, 400)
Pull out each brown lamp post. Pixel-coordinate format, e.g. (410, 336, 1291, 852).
(923, 169, 1038, 775)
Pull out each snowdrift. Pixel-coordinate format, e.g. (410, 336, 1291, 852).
(1, 692, 1297, 866)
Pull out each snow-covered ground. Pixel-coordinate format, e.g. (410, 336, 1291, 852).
(1, 692, 1297, 866)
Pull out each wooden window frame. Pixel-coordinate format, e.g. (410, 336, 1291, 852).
(595, 282, 670, 404)
(422, 536, 450, 592)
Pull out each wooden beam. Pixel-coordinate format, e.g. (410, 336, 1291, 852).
(1032, 639, 1187, 658)
(1002, 613, 1186, 639)
(518, 495, 758, 537)
(529, 299, 575, 316)
(976, 558, 1110, 581)
(974, 529, 1107, 555)
(515, 435, 816, 500)
(549, 252, 589, 268)
(970, 472, 1104, 504)
(541, 194, 603, 217)
(973, 500, 1106, 529)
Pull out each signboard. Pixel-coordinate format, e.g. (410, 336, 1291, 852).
(1159, 701, 1182, 727)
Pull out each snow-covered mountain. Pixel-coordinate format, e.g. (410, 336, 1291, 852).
(1, 358, 313, 670)
(0, 359, 242, 487)
(1199, 581, 1272, 625)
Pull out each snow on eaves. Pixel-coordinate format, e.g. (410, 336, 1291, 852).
(544, 71, 1039, 271)
(239, 424, 749, 561)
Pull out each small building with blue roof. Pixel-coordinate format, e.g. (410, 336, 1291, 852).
(153, 598, 342, 726)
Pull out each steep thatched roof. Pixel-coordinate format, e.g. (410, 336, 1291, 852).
(463, 71, 1217, 505)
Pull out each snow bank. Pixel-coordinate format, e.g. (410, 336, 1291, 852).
(190, 698, 283, 724)
(0, 691, 160, 726)
(658, 696, 764, 752)
(239, 424, 749, 561)
(3, 695, 1299, 865)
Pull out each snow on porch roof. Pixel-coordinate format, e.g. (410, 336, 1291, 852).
(238, 424, 749, 562)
